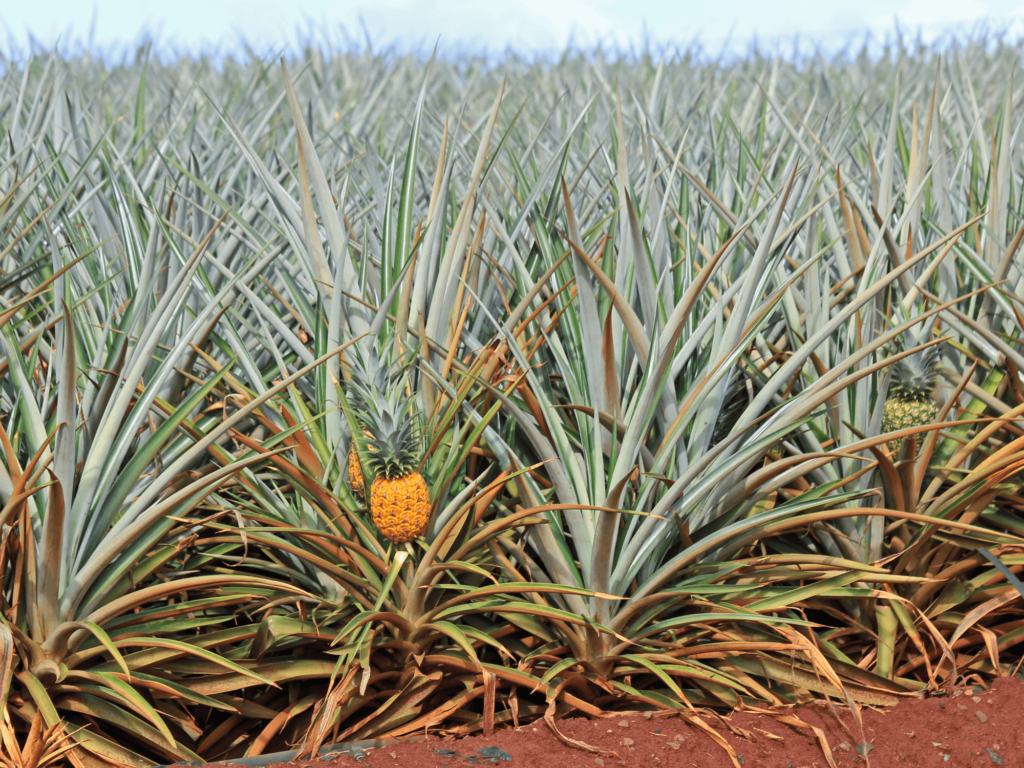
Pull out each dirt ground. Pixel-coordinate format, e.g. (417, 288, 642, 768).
(211, 675, 1024, 767)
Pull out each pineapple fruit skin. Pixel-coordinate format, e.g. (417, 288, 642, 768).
(348, 446, 365, 498)
(882, 397, 939, 453)
(348, 429, 374, 499)
(370, 472, 430, 543)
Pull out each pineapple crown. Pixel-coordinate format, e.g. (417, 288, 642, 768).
(361, 377, 424, 479)
(344, 341, 403, 412)
(344, 337, 424, 479)
(366, 419, 423, 479)
(888, 333, 941, 402)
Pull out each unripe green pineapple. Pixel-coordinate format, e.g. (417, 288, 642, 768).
(882, 344, 940, 454)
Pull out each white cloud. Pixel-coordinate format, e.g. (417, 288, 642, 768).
(865, 0, 995, 36)
(354, 0, 619, 53)
(2, 0, 1024, 57)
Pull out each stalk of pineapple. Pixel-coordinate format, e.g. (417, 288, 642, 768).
(345, 342, 431, 543)
(882, 342, 940, 454)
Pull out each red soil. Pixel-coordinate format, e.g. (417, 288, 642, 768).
(243, 676, 1024, 768)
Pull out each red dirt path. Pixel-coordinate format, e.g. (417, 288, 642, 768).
(244, 676, 1024, 767)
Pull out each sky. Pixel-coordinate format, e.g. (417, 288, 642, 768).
(3, 0, 1024, 59)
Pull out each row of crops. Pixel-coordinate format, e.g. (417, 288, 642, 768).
(0, 37, 1022, 767)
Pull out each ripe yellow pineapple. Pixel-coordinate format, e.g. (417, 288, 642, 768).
(347, 429, 373, 499)
(345, 341, 430, 543)
(370, 470, 430, 544)
(882, 342, 940, 454)
(348, 444, 365, 497)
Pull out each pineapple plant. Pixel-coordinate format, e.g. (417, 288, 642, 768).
(345, 342, 431, 543)
(882, 341, 941, 454)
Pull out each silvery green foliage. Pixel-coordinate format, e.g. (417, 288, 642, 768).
(1, 34, 1021, 637)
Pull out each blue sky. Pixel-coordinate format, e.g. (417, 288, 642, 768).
(3, 0, 1024, 57)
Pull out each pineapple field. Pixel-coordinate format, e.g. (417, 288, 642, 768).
(0, 33, 1023, 767)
